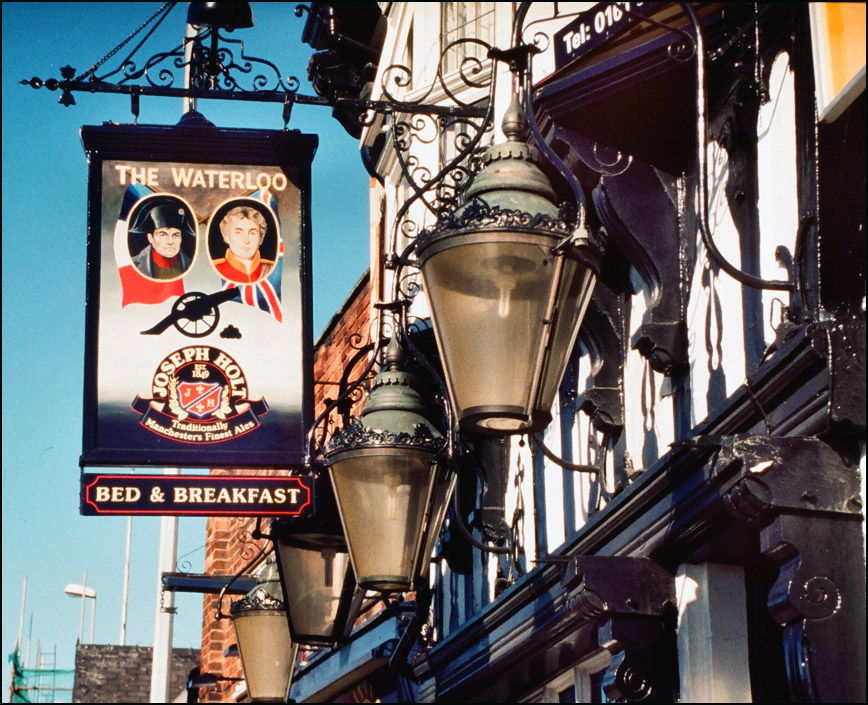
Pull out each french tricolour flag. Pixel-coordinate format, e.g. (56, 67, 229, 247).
(114, 184, 185, 306)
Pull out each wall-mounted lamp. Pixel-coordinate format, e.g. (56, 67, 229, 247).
(416, 96, 602, 435)
(271, 474, 365, 646)
(229, 554, 297, 703)
(324, 337, 454, 592)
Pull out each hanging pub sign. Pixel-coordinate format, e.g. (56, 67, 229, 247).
(80, 473, 314, 517)
(80, 123, 317, 468)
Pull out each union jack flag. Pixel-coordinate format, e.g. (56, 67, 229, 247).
(221, 189, 283, 323)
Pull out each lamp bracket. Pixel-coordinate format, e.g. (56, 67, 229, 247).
(487, 44, 540, 75)
(21, 5, 488, 123)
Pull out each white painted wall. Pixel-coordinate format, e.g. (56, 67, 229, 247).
(676, 564, 752, 703)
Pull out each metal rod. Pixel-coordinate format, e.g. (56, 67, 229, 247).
(531, 432, 602, 474)
(78, 570, 87, 645)
(17, 576, 26, 651)
(450, 480, 510, 555)
(182, 24, 198, 115)
(27, 78, 488, 115)
(89, 593, 96, 645)
(680, 2, 793, 292)
(120, 514, 132, 646)
(149, 468, 178, 704)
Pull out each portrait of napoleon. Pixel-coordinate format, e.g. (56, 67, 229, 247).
(127, 195, 197, 280)
(208, 199, 279, 285)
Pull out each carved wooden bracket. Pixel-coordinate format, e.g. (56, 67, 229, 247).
(576, 281, 624, 435)
(593, 161, 690, 375)
(712, 435, 865, 702)
(560, 556, 679, 702)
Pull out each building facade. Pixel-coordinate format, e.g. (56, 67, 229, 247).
(201, 3, 865, 702)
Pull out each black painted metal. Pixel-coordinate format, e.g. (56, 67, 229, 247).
(161, 572, 257, 595)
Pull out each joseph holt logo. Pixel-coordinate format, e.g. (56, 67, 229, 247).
(132, 346, 267, 443)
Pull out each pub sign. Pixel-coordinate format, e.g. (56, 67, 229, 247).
(80, 124, 316, 468)
(81, 473, 314, 517)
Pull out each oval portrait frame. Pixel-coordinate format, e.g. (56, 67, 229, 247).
(126, 192, 199, 282)
(207, 197, 281, 285)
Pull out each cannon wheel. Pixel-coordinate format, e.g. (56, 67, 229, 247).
(171, 292, 220, 338)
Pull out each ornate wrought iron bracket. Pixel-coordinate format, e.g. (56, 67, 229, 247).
(21, 9, 488, 121)
(22, 74, 487, 118)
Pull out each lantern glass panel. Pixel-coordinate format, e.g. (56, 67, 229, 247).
(421, 236, 568, 431)
(329, 449, 432, 591)
(536, 262, 596, 410)
(232, 610, 296, 703)
(416, 468, 457, 581)
(275, 537, 349, 643)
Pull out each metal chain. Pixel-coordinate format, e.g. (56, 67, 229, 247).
(75, 2, 176, 81)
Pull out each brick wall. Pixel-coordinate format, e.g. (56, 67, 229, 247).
(199, 272, 372, 703)
(72, 644, 199, 703)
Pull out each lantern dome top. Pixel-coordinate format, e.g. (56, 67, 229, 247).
(324, 338, 444, 456)
(463, 96, 558, 210)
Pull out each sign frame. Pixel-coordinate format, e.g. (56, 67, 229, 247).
(80, 473, 314, 517)
(80, 123, 317, 469)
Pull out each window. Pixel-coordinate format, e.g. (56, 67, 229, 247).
(441, 2, 496, 74)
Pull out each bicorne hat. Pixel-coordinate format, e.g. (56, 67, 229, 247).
(129, 196, 197, 238)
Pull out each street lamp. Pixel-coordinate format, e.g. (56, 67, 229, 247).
(229, 554, 297, 703)
(324, 337, 454, 592)
(415, 96, 602, 435)
(271, 474, 364, 646)
(65, 571, 97, 645)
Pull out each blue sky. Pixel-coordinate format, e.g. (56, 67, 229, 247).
(2, 2, 369, 693)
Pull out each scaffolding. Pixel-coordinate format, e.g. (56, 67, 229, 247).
(8, 645, 74, 703)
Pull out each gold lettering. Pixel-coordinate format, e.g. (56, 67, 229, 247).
(125, 487, 141, 502)
(95, 487, 110, 502)
(115, 164, 132, 185)
(172, 167, 194, 187)
(174, 488, 188, 502)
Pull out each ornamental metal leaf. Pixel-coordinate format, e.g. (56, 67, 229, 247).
(417, 200, 574, 249)
(229, 585, 285, 613)
(325, 421, 445, 455)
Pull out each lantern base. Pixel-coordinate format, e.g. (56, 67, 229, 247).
(459, 405, 552, 435)
(358, 575, 412, 593)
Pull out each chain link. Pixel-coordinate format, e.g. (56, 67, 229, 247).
(75, 2, 176, 81)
